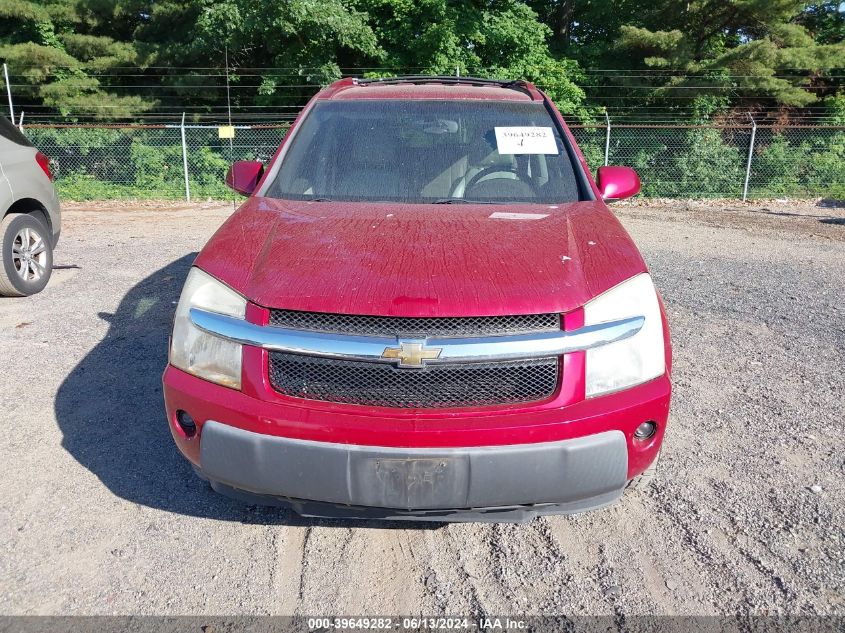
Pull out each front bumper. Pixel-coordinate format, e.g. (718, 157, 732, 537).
(163, 364, 670, 520)
(197, 421, 628, 521)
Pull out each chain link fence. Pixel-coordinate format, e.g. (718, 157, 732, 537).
(21, 121, 845, 201)
(570, 123, 845, 199)
(23, 124, 290, 200)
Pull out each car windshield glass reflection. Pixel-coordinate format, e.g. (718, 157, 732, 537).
(265, 101, 583, 204)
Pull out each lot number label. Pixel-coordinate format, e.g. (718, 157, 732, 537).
(494, 127, 558, 155)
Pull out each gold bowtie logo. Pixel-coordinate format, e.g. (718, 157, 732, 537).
(382, 341, 443, 368)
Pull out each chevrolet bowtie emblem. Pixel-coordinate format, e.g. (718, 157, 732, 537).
(382, 341, 443, 368)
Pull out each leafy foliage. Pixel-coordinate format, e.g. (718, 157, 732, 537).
(1, 0, 842, 120)
(0, 0, 151, 118)
(358, 0, 587, 114)
(21, 122, 845, 200)
(583, 0, 844, 111)
(3, 0, 844, 201)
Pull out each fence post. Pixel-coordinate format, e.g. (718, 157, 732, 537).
(604, 111, 611, 166)
(742, 113, 757, 202)
(17, 110, 23, 131)
(180, 112, 191, 202)
(3, 63, 14, 122)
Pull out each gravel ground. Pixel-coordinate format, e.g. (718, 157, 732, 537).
(0, 199, 843, 616)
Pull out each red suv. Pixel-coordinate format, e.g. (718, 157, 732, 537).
(163, 77, 672, 522)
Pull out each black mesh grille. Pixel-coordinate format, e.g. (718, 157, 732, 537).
(269, 353, 559, 409)
(267, 310, 560, 338)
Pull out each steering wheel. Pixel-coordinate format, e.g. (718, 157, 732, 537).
(463, 165, 521, 195)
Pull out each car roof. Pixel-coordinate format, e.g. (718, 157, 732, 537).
(318, 76, 543, 102)
(0, 116, 34, 148)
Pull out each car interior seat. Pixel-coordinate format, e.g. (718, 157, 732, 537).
(450, 137, 521, 198)
(332, 127, 402, 200)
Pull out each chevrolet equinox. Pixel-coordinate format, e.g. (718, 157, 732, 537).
(163, 76, 672, 522)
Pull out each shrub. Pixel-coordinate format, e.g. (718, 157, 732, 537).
(23, 124, 845, 200)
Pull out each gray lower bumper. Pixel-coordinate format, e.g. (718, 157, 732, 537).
(198, 421, 628, 519)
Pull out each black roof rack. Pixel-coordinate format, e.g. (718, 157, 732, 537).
(353, 75, 535, 98)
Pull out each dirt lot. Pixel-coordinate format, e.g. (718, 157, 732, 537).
(0, 199, 843, 616)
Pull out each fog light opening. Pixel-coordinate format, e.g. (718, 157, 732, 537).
(634, 420, 657, 440)
(176, 410, 197, 438)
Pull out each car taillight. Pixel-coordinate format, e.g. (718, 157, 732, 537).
(35, 152, 53, 181)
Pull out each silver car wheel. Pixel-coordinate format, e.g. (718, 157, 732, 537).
(12, 226, 48, 282)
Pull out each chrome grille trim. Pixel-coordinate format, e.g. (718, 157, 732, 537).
(189, 308, 645, 364)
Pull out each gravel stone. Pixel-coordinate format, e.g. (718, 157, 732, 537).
(1, 199, 843, 616)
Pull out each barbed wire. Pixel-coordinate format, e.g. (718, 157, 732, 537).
(6, 62, 845, 71)
(5, 64, 842, 123)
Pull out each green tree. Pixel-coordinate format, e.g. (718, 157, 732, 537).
(157, 0, 381, 80)
(798, 2, 845, 45)
(4, 0, 842, 122)
(360, 0, 587, 114)
(127, 0, 384, 116)
(129, 0, 587, 117)
(614, 1, 845, 107)
(527, 0, 844, 115)
(0, 0, 151, 118)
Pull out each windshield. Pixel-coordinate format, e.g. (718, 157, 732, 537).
(265, 100, 584, 204)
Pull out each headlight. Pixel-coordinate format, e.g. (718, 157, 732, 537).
(170, 268, 246, 389)
(584, 273, 665, 397)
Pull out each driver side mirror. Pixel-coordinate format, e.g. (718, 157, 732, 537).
(226, 161, 264, 196)
(597, 166, 640, 201)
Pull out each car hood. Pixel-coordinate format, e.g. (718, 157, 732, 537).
(194, 197, 647, 316)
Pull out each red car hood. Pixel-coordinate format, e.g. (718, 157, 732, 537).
(194, 197, 646, 316)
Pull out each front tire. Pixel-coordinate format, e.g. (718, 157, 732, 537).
(0, 213, 54, 297)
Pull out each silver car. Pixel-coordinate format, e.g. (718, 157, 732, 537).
(0, 116, 60, 296)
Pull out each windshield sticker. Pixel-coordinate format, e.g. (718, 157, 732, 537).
(494, 127, 559, 155)
(489, 212, 549, 220)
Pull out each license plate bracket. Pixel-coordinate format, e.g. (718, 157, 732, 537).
(349, 454, 470, 510)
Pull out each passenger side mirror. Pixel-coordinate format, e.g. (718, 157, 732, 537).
(597, 166, 640, 201)
(226, 161, 264, 196)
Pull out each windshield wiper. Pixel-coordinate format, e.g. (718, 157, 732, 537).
(433, 198, 494, 204)
(303, 196, 332, 202)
